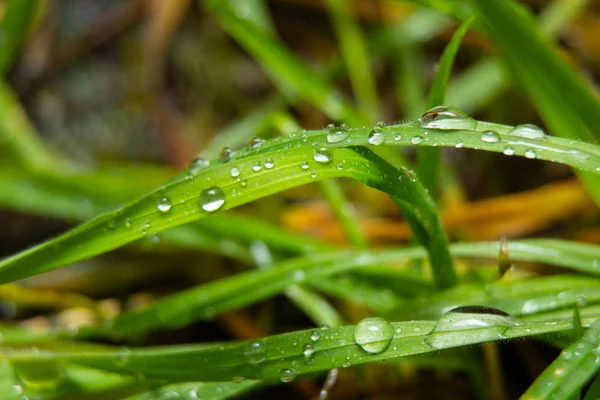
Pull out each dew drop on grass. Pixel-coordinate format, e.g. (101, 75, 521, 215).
(376, 121, 386, 128)
(157, 197, 172, 213)
(326, 123, 336, 131)
(327, 128, 349, 144)
(199, 187, 225, 212)
(424, 306, 520, 349)
(230, 167, 240, 178)
(251, 162, 262, 172)
(509, 124, 546, 140)
(368, 129, 385, 145)
(244, 340, 266, 364)
(300, 161, 310, 170)
(524, 149, 537, 159)
(248, 137, 264, 149)
(220, 147, 234, 161)
(411, 136, 424, 145)
(503, 147, 515, 156)
(419, 106, 476, 129)
(279, 368, 298, 383)
(480, 131, 500, 143)
(354, 317, 394, 354)
(310, 331, 320, 342)
(314, 148, 333, 164)
(189, 157, 209, 175)
(394, 134, 402, 141)
(264, 158, 274, 169)
(455, 142, 464, 148)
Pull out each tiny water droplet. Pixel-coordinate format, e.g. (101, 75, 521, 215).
(279, 368, 298, 383)
(342, 359, 351, 368)
(411, 136, 424, 145)
(310, 172, 317, 178)
(524, 149, 537, 159)
(311, 331, 321, 342)
(300, 161, 310, 170)
(368, 129, 385, 145)
(240, 179, 248, 187)
(313, 148, 333, 164)
(230, 167, 240, 178)
(394, 134, 402, 141)
(157, 197, 172, 213)
(503, 146, 515, 156)
(340, 123, 348, 130)
(455, 141, 464, 148)
(303, 344, 314, 358)
(326, 123, 336, 131)
(244, 340, 266, 364)
(509, 124, 546, 140)
(480, 131, 500, 143)
(354, 317, 394, 354)
(336, 162, 344, 171)
(252, 162, 262, 172)
(233, 376, 245, 383)
(220, 147, 234, 161)
(264, 158, 274, 169)
(248, 137, 264, 149)
(320, 324, 330, 331)
(376, 121, 386, 128)
(189, 157, 209, 174)
(199, 187, 225, 212)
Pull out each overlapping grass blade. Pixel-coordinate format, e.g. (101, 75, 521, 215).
(521, 318, 600, 399)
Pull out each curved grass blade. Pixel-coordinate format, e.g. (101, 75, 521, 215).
(2, 316, 592, 383)
(521, 318, 600, 400)
(418, 15, 474, 192)
(126, 380, 261, 400)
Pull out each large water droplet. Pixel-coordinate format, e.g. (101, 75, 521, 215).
(327, 128, 349, 144)
(424, 306, 520, 349)
(368, 129, 385, 145)
(199, 187, 225, 212)
(248, 137, 264, 149)
(313, 148, 333, 164)
(354, 317, 394, 354)
(157, 197, 172, 213)
(524, 149, 537, 159)
(419, 106, 476, 130)
(480, 131, 500, 143)
(279, 368, 298, 383)
(411, 136, 424, 145)
(244, 340, 266, 364)
(509, 124, 546, 140)
(189, 157, 209, 175)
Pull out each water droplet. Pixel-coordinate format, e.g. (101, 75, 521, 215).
(509, 124, 546, 140)
(189, 157, 209, 175)
(199, 187, 225, 212)
(252, 162, 262, 172)
(220, 147, 234, 161)
(125, 218, 132, 228)
(354, 317, 394, 354)
(524, 149, 537, 159)
(264, 158, 274, 169)
(279, 368, 298, 383)
(157, 197, 172, 213)
(233, 376, 245, 383)
(327, 129, 349, 144)
(340, 123, 348, 130)
(310, 172, 317, 178)
(244, 340, 266, 364)
(336, 162, 344, 171)
(320, 324, 330, 331)
(240, 179, 248, 187)
(411, 136, 424, 145)
(311, 331, 321, 342)
(419, 106, 476, 129)
(303, 344, 314, 358)
(424, 306, 520, 349)
(377, 121, 386, 128)
(455, 141, 464, 148)
(503, 147, 515, 156)
(394, 134, 402, 141)
(314, 148, 333, 164)
(326, 123, 336, 131)
(248, 137, 264, 149)
(230, 167, 240, 178)
(480, 131, 500, 143)
(301, 161, 310, 170)
(368, 129, 385, 145)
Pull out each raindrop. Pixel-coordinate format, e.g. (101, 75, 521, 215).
(509, 124, 546, 140)
(300, 161, 310, 170)
(157, 197, 172, 213)
(248, 137, 264, 149)
(376, 121, 386, 128)
(252, 162, 262, 172)
(314, 148, 333, 164)
(480, 131, 500, 143)
(279, 368, 298, 383)
(189, 157, 209, 175)
(368, 129, 385, 145)
(264, 158, 274, 169)
(503, 147, 515, 156)
(354, 317, 394, 354)
(240, 179, 248, 187)
(342, 359, 351, 368)
(220, 147, 234, 161)
(327, 128, 349, 144)
(411, 136, 424, 145)
(303, 344, 315, 358)
(336, 162, 344, 171)
(394, 134, 402, 141)
(244, 340, 266, 364)
(524, 149, 537, 159)
(455, 142, 464, 148)
(310, 331, 321, 342)
(310, 172, 317, 178)
(199, 187, 225, 212)
(326, 123, 336, 131)
(320, 324, 330, 331)
(230, 167, 240, 178)
(340, 123, 348, 130)
(419, 106, 476, 129)
(424, 306, 520, 349)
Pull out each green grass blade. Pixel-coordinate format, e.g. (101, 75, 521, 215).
(3, 316, 593, 383)
(417, 15, 474, 193)
(126, 380, 261, 400)
(521, 318, 600, 400)
(0, 0, 37, 76)
(325, 0, 381, 122)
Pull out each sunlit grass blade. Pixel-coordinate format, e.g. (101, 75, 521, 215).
(521, 318, 600, 400)
(3, 316, 594, 383)
(417, 16, 474, 193)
